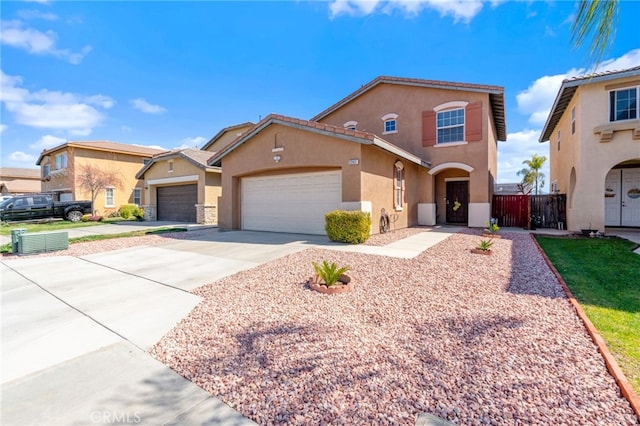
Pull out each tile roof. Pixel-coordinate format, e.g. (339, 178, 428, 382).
(36, 140, 166, 165)
(310, 75, 507, 141)
(208, 113, 429, 168)
(201, 121, 255, 151)
(135, 148, 220, 179)
(0, 167, 41, 179)
(540, 66, 640, 142)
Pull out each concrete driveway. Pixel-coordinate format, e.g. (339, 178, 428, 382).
(1, 229, 336, 425)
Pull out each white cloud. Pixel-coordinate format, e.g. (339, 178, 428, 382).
(0, 124, 6, 134)
(516, 71, 581, 126)
(593, 48, 640, 73)
(0, 20, 91, 64)
(29, 134, 66, 150)
(131, 98, 167, 115)
(17, 10, 58, 21)
(498, 129, 549, 187)
(329, 0, 486, 22)
(9, 151, 37, 163)
(133, 143, 166, 151)
(0, 69, 113, 134)
(178, 136, 207, 149)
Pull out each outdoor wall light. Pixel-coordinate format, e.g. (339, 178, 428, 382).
(273, 155, 282, 163)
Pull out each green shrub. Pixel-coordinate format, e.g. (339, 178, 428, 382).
(118, 204, 144, 220)
(312, 260, 349, 287)
(477, 239, 493, 251)
(325, 210, 371, 244)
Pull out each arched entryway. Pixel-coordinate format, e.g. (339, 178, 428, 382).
(428, 162, 473, 225)
(605, 159, 640, 227)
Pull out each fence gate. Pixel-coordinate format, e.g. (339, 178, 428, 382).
(492, 195, 530, 228)
(492, 194, 567, 229)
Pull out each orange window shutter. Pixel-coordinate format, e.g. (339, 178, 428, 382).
(465, 101, 483, 142)
(422, 111, 436, 146)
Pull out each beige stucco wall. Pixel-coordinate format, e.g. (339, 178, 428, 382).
(549, 77, 640, 231)
(139, 156, 221, 224)
(41, 147, 149, 215)
(318, 83, 497, 223)
(218, 124, 425, 233)
(204, 124, 254, 153)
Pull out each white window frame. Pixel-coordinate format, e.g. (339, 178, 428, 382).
(609, 86, 638, 122)
(343, 120, 358, 130)
(436, 108, 465, 144)
(105, 187, 115, 207)
(55, 152, 68, 170)
(381, 113, 398, 135)
(168, 160, 174, 173)
(394, 160, 404, 211)
(133, 188, 141, 206)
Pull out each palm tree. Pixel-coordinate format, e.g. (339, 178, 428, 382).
(518, 154, 547, 195)
(571, 0, 619, 66)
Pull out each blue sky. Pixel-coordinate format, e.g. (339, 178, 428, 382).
(1, 0, 639, 188)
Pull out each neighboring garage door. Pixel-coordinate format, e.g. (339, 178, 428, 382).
(242, 171, 342, 235)
(157, 184, 197, 222)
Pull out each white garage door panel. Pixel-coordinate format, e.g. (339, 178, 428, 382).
(242, 171, 342, 235)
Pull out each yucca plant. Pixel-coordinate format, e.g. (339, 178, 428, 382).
(312, 260, 349, 287)
(485, 221, 500, 234)
(477, 240, 493, 252)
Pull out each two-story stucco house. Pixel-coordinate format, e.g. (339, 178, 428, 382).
(36, 140, 164, 215)
(209, 76, 506, 235)
(540, 66, 640, 232)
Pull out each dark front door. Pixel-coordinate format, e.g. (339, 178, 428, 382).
(446, 181, 468, 224)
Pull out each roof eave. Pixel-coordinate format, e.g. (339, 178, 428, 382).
(371, 137, 430, 168)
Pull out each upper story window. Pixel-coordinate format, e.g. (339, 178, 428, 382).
(168, 160, 174, 173)
(557, 130, 561, 151)
(381, 113, 398, 134)
(42, 164, 50, 178)
(609, 87, 638, 122)
(55, 152, 68, 170)
(143, 158, 151, 166)
(343, 120, 358, 130)
(437, 108, 465, 143)
(571, 107, 576, 134)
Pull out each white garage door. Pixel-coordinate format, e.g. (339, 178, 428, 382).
(242, 171, 342, 235)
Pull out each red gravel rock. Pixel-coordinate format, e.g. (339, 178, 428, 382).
(150, 232, 638, 425)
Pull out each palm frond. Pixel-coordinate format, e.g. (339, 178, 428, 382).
(571, 0, 619, 67)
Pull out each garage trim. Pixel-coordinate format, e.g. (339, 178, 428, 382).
(147, 175, 199, 185)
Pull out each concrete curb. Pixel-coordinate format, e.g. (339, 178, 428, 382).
(531, 234, 640, 421)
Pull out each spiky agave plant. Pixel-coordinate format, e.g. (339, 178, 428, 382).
(477, 240, 494, 252)
(312, 260, 349, 287)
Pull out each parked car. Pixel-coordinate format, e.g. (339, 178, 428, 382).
(0, 194, 92, 222)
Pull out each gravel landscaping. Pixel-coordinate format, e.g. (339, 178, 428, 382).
(150, 231, 638, 425)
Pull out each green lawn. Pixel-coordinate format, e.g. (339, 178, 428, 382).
(0, 220, 106, 236)
(535, 235, 640, 394)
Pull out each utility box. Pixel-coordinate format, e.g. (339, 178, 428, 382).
(10, 229, 27, 254)
(18, 231, 69, 255)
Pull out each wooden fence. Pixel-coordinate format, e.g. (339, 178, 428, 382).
(492, 194, 567, 229)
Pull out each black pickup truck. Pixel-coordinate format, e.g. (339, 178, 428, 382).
(0, 194, 92, 222)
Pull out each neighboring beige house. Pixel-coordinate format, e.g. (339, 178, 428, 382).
(210, 76, 506, 235)
(135, 122, 253, 224)
(36, 141, 164, 215)
(0, 168, 41, 195)
(540, 66, 640, 231)
(201, 122, 254, 152)
(135, 149, 221, 223)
